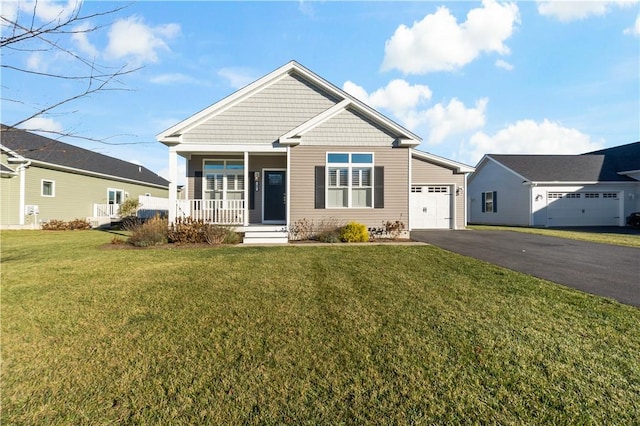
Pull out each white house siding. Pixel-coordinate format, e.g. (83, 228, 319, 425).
(182, 73, 339, 145)
(468, 160, 530, 226)
(411, 157, 466, 229)
(289, 145, 409, 230)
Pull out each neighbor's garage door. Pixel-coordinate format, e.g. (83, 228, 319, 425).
(410, 186, 452, 229)
(547, 192, 620, 226)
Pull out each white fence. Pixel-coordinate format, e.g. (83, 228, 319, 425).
(176, 199, 245, 224)
(93, 203, 119, 218)
(138, 195, 170, 218)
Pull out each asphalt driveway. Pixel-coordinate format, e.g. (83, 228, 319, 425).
(411, 229, 640, 308)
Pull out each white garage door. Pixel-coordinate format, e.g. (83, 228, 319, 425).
(410, 186, 452, 229)
(547, 192, 620, 226)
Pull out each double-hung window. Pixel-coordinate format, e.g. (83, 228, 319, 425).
(482, 191, 497, 213)
(327, 153, 373, 208)
(41, 180, 55, 197)
(204, 160, 244, 200)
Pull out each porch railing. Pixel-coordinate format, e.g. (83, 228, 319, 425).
(93, 203, 119, 218)
(176, 199, 245, 225)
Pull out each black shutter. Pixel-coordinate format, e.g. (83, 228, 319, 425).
(374, 166, 384, 209)
(315, 166, 325, 209)
(481, 192, 486, 213)
(194, 171, 203, 199)
(493, 191, 497, 213)
(249, 172, 255, 210)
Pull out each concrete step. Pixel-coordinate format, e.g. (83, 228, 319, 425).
(243, 226, 288, 244)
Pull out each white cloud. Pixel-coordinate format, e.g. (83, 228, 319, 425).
(105, 16, 180, 65)
(218, 67, 258, 89)
(24, 0, 81, 23)
(26, 52, 47, 72)
(72, 22, 99, 58)
(537, 0, 639, 22)
(465, 119, 603, 165)
(624, 14, 640, 36)
(20, 117, 64, 134)
(425, 98, 488, 144)
(495, 59, 514, 71)
(382, 0, 520, 74)
(344, 79, 432, 113)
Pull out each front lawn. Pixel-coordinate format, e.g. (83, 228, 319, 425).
(2, 231, 639, 424)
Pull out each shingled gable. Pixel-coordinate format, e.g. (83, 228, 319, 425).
(1, 125, 169, 188)
(156, 60, 421, 147)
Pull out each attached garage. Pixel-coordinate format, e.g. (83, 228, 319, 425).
(547, 191, 621, 227)
(409, 185, 452, 229)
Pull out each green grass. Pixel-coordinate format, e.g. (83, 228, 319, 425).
(469, 225, 640, 248)
(2, 230, 639, 424)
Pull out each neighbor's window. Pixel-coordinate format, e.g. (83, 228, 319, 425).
(41, 180, 55, 197)
(204, 159, 245, 200)
(327, 153, 373, 208)
(482, 191, 497, 213)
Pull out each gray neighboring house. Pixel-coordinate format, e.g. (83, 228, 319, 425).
(468, 142, 640, 227)
(157, 61, 474, 243)
(1, 125, 169, 229)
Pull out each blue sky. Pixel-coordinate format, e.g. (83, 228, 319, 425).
(2, 0, 639, 183)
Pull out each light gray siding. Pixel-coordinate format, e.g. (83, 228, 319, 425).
(183, 73, 340, 145)
(411, 156, 467, 229)
(301, 108, 398, 146)
(468, 160, 530, 226)
(289, 145, 409, 229)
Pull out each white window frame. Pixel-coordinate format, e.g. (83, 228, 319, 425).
(483, 191, 494, 213)
(41, 179, 55, 197)
(326, 152, 374, 208)
(107, 188, 124, 205)
(203, 159, 245, 201)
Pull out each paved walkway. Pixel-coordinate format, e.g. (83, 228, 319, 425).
(411, 230, 640, 308)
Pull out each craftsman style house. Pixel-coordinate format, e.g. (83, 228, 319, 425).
(157, 61, 474, 243)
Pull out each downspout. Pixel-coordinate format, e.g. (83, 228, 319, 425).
(17, 160, 31, 226)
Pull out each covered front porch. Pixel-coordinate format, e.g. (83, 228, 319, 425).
(166, 145, 289, 227)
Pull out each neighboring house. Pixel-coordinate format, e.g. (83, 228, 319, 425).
(1, 125, 170, 229)
(468, 142, 640, 227)
(157, 61, 474, 243)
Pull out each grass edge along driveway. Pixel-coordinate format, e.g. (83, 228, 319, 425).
(2, 230, 639, 424)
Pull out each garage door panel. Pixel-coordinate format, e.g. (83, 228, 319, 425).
(547, 192, 619, 226)
(410, 186, 452, 229)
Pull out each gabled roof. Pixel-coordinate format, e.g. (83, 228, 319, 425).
(411, 149, 475, 174)
(157, 60, 421, 147)
(584, 141, 640, 176)
(480, 150, 638, 183)
(1, 125, 169, 188)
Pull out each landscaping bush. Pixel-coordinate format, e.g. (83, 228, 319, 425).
(42, 218, 91, 230)
(127, 216, 168, 247)
(340, 221, 369, 243)
(317, 229, 340, 243)
(369, 219, 406, 240)
(167, 217, 207, 244)
(223, 229, 242, 245)
(202, 224, 240, 246)
(289, 217, 343, 241)
(118, 198, 140, 217)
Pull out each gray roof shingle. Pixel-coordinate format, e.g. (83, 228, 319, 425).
(1, 125, 169, 187)
(488, 142, 639, 182)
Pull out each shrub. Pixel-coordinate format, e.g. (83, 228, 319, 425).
(202, 225, 240, 246)
(167, 217, 207, 244)
(223, 229, 242, 245)
(127, 216, 168, 247)
(118, 199, 140, 217)
(340, 221, 369, 243)
(42, 219, 69, 231)
(317, 229, 340, 243)
(68, 218, 92, 230)
(289, 217, 343, 241)
(289, 218, 314, 241)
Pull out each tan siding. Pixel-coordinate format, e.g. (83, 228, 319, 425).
(411, 157, 466, 229)
(290, 145, 409, 229)
(3, 165, 168, 225)
(302, 108, 397, 146)
(183, 74, 339, 145)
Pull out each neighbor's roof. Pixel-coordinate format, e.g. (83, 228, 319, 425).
(1, 125, 169, 187)
(584, 141, 640, 175)
(157, 60, 422, 147)
(485, 154, 637, 183)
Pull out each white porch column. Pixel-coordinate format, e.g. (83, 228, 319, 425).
(286, 146, 291, 227)
(18, 162, 28, 225)
(244, 151, 249, 226)
(168, 148, 178, 224)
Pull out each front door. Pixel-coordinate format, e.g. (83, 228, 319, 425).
(263, 170, 286, 222)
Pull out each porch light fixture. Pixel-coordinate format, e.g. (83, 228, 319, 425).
(535, 194, 543, 201)
(456, 187, 464, 196)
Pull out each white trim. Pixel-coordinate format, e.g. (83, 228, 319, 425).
(325, 152, 375, 209)
(174, 144, 287, 154)
(168, 149, 178, 223)
(244, 151, 249, 226)
(261, 168, 287, 224)
(411, 149, 475, 174)
(286, 147, 291, 226)
(40, 179, 55, 197)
